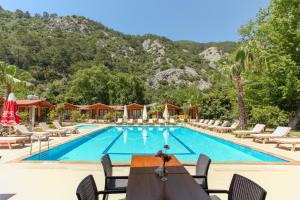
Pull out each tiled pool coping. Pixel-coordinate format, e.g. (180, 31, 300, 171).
(10, 124, 300, 165)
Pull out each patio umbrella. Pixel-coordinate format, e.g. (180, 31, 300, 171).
(163, 104, 169, 121)
(123, 105, 128, 122)
(142, 105, 147, 121)
(1, 93, 21, 133)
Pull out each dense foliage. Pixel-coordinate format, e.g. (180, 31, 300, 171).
(0, 0, 299, 128)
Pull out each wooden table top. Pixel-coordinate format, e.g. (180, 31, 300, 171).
(131, 155, 182, 167)
(126, 155, 211, 200)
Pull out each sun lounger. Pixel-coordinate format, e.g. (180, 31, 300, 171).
(127, 119, 134, 125)
(196, 119, 209, 128)
(215, 121, 239, 133)
(212, 121, 229, 131)
(273, 138, 300, 151)
(0, 124, 4, 135)
(15, 124, 48, 136)
(137, 119, 143, 125)
(53, 121, 79, 134)
(158, 119, 165, 125)
(0, 136, 27, 149)
(148, 119, 154, 125)
(233, 124, 265, 138)
(251, 126, 291, 144)
(39, 122, 67, 137)
(116, 118, 123, 125)
(207, 120, 221, 130)
(169, 118, 177, 125)
(88, 119, 97, 123)
(200, 120, 214, 128)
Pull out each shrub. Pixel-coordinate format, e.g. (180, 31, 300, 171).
(250, 105, 290, 127)
(80, 114, 88, 121)
(104, 112, 113, 121)
(70, 110, 81, 122)
(48, 109, 58, 121)
(19, 112, 29, 125)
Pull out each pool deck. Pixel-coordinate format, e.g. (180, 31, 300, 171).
(0, 123, 300, 200)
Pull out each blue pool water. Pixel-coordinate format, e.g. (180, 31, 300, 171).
(76, 125, 98, 131)
(26, 126, 286, 162)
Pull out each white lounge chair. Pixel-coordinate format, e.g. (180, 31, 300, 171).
(215, 121, 240, 133)
(53, 121, 79, 134)
(88, 119, 97, 123)
(169, 118, 177, 125)
(116, 118, 123, 125)
(0, 136, 27, 149)
(273, 138, 300, 151)
(207, 120, 221, 130)
(15, 124, 49, 138)
(39, 122, 67, 137)
(0, 124, 4, 135)
(127, 119, 134, 125)
(158, 119, 165, 125)
(212, 121, 229, 131)
(148, 119, 154, 125)
(196, 119, 209, 127)
(233, 124, 265, 138)
(200, 120, 214, 128)
(251, 126, 291, 144)
(137, 119, 143, 125)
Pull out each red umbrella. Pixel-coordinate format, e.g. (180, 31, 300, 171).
(1, 93, 21, 125)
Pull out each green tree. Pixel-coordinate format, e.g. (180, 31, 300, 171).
(68, 65, 110, 104)
(223, 45, 253, 129)
(0, 61, 17, 101)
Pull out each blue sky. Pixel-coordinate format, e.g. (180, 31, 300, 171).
(0, 0, 269, 42)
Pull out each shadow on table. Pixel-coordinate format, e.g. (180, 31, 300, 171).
(0, 194, 15, 200)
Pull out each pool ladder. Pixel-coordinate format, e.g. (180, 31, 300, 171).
(29, 135, 50, 155)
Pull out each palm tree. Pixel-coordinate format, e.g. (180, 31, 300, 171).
(0, 61, 17, 101)
(188, 90, 202, 120)
(223, 45, 253, 129)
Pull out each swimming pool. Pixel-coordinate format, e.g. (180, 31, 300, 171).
(25, 126, 287, 162)
(76, 125, 99, 132)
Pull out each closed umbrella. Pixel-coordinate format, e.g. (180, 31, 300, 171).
(123, 105, 128, 122)
(163, 104, 169, 121)
(142, 105, 147, 121)
(1, 93, 21, 133)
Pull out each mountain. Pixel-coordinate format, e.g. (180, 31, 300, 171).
(0, 7, 237, 104)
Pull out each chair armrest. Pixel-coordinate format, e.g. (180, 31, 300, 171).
(112, 164, 131, 167)
(182, 164, 196, 167)
(106, 176, 128, 179)
(205, 189, 229, 194)
(97, 189, 126, 195)
(192, 175, 207, 179)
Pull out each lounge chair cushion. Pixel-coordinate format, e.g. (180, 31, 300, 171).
(0, 136, 27, 142)
(273, 138, 300, 144)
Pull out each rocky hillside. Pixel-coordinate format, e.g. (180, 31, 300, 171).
(0, 7, 236, 95)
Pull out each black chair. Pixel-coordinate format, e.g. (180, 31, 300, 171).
(101, 154, 128, 191)
(191, 154, 211, 189)
(206, 174, 267, 200)
(76, 175, 126, 200)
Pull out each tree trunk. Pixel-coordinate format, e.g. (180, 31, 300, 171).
(4, 84, 11, 101)
(235, 76, 247, 129)
(3, 83, 12, 110)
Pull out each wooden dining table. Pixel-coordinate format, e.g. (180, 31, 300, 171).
(126, 155, 211, 200)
